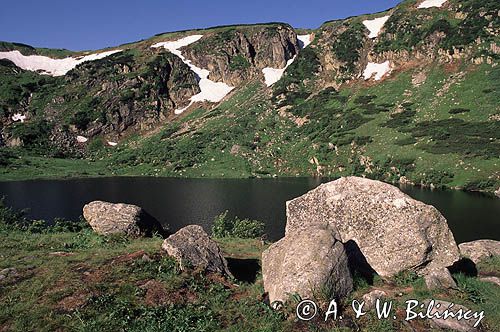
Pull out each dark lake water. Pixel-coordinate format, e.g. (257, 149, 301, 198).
(0, 177, 498, 243)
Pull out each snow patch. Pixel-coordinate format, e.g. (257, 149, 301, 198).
(11, 113, 26, 123)
(107, 141, 118, 146)
(363, 61, 392, 81)
(76, 136, 88, 143)
(0, 50, 122, 76)
(297, 34, 312, 48)
(363, 15, 390, 38)
(418, 0, 447, 9)
(152, 35, 234, 114)
(262, 58, 295, 87)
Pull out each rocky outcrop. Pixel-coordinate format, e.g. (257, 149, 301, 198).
(262, 225, 352, 304)
(459, 240, 500, 264)
(83, 201, 165, 237)
(183, 24, 300, 86)
(285, 177, 460, 277)
(161, 225, 232, 276)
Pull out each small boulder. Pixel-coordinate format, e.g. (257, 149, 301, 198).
(479, 276, 500, 287)
(162, 225, 231, 276)
(459, 239, 500, 264)
(424, 268, 457, 290)
(362, 289, 387, 310)
(262, 225, 353, 304)
(83, 201, 165, 237)
(0, 268, 18, 282)
(230, 144, 241, 155)
(285, 177, 460, 277)
(423, 299, 481, 332)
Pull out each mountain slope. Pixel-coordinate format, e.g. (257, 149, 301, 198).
(0, 0, 499, 193)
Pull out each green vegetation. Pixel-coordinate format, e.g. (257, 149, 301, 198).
(332, 23, 366, 74)
(211, 211, 265, 239)
(273, 47, 321, 105)
(229, 54, 251, 71)
(1, 202, 499, 331)
(375, 0, 499, 54)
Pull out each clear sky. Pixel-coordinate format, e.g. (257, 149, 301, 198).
(1, 0, 402, 51)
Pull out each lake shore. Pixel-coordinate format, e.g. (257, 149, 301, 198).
(1, 155, 498, 197)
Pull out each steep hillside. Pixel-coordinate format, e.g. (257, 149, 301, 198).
(0, 0, 499, 193)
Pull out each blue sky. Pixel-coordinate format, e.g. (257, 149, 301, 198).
(1, 0, 402, 51)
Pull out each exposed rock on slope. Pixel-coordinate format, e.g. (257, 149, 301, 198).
(285, 177, 460, 277)
(182, 24, 300, 86)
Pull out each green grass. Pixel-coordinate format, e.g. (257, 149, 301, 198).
(1, 202, 499, 331)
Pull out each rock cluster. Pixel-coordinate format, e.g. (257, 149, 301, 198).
(83, 201, 165, 237)
(262, 177, 461, 304)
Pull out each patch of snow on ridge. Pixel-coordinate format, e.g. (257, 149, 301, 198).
(107, 141, 118, 146)
(363, 16, 390, 38)
(418, 0, 447, 9)
(297, 34, 312, 48)
(363, 61, 392, 81)
(0, 50, 122, 76)
(12, 113, 26, 123)
(152, 35, 234, 114)
(262, 58, 296, 87)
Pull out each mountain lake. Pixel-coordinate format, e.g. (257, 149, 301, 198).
(0, 177, 498, 243)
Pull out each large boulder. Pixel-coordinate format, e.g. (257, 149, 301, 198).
(83, 201, 165, 237)
(262, 225, 353, 304)
(285, 177, 460, 277)
(459, 240, 500, 264)
(162, 225, 232, 276)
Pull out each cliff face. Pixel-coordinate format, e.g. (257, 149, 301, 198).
(182, 24, 300, 86)
(0, 24, 301, 151)
(0, 49, 200, 153)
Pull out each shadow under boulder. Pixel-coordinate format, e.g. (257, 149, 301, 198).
(449, 258, 478, 277)
(226, 258, 260, 283)
(345, 240, 378, 285)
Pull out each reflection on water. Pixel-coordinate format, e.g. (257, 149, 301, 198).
(0, 177, 498, 243)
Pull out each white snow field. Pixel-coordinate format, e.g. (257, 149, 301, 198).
(262, 58, 295, 87)
(363, 15, 391, 38)
(107, 141, 118, 146)
(76, 136, 88, 143)
(297, 34, 313, 48)
(11, 113, 26, 123)
(0, 50, 121, 76)
(152, 35, 234, 114)
(363, 61, 392, 80)
(418, 0, 447, 9)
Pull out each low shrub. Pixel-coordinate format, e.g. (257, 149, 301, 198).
(449, 108, 471, 114)
(211, 211, 265, 239)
